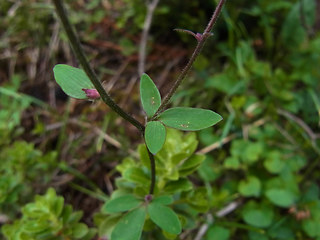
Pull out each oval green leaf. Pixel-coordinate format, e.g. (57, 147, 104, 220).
(265, 189, 297, 207)
(111, 207, 146, 240)
(145, 121, 166, 154)
(158, 107, 222, 131)
(140, 73, 161, 117)
(242, 207, 274, 228)
(71, 223, 89, 238)
(102, 195, 142, 213)
(148, 202, 181, 234)
(53, 64, 94, 99)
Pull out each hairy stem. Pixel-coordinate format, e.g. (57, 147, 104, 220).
(52, 0, 145, 133)
(151, 0, 227, 120)
(147, 148, 156, 194)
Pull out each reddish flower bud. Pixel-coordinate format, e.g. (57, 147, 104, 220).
(144, 194, 153, 202)
(195, 33, 203, 41)
(82, 88, 100, 99)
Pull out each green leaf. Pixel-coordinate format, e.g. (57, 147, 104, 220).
(242, 205, 274, 228)
(265, 189, 297, 207)
(158, 107, 222, 131)
(206, 226, 230, 240)
(179, 154, 205, 171)
(145, 121, 166, 154)
(164, 178, 193, 193)
(71, 223, 88, 239)
(303, 219, 320, 237)
(264, 151, 284, 174)
(224, 156, 241, 169)
(103, 195, 142, 213)
(53, 64, 94, 99)
(98, 215, 121, 238)
(140, 73, 161, 117)
(148, 203, 181, 234)
(198, 156, 221, 182)
(111, 207, 146, 240)
(238, 176, 261, 197)
(152, 195, 173, 205)
(123, 167, 150, 185)
(248, 231, 269, 240)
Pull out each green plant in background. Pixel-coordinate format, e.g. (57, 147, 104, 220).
(0, 75, 57, 220)
(2, 188, 96, 240)
(0, 75, 39, 145)
(94, 128, 207, 239)
(0, 141, 57, 219)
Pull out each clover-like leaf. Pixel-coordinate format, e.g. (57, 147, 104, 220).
(53, 64, 95, 99)
(158, 107, 222, 131)
(111, 207, 146, 240)
(148, 202, 181, 234)
(102, 195, 142, 213)
(145, 121, 166, 154)
(140, 73, 161, 117)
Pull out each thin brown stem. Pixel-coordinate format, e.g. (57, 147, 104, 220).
(139, 0, 160, 76)
(151, 0, 227, 120)
(52, 0, 145, 133)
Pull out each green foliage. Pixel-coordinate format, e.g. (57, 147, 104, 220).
(111, 207, 146, 240)
(265, 189, 297, 208)
(158, 107, 223, 131)
(95, 129, 206, 239)
(205, 226, 230, 240)
(0, 141, 56, 218)
(145, 121, 166, 154)
(140, 73, 161, 117)
(148, 202, 181, 234)
(0, 75, 43, 145)
(53, 64, 94, 99)
(2, 188, 96, 240)
(242, 201, 274, 228)
(3, 0, 320, 239)
(103, 194, 142, 213)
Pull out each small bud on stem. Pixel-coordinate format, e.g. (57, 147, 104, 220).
(82, 88, 100, 99)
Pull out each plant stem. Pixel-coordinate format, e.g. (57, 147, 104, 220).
(139, 0, 160, 76)
(52, 0, 145, 133)
(147, 148, 156, 194)
(151, 0, 227, 120)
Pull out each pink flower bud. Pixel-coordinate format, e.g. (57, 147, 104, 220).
(195, 33, 203, 41)
(82, 88, 100, 99)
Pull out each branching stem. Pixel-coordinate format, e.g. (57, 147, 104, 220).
(52, 0, 145, 133)
(151, 0, 227, 120)
(52, 0, 227, 197)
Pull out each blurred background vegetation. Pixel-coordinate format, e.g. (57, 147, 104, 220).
(1, 0, 320, 239)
